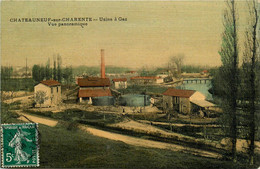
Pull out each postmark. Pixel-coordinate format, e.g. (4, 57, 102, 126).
(1, 123, 39, 167)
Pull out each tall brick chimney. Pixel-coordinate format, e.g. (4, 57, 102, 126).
(101, 49, 105, 78)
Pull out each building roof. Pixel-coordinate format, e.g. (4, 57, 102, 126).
(190, 100, 215, 108)
(163, 88, 196, 98)
(127, 71, 136, 74)
(112, 78, 127, 82)
(77, 77, 110, 87)
(78, 88, 112, 98)
(130, 76, 160, 80)
(40, 80, 61, 87)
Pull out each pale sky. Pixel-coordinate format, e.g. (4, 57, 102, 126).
(1, 1, 252, 69)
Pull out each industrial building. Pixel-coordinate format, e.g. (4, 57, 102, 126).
(112, 78, 127, 89)
(162, 88, 215, 114)
(77, 77, 112, 104)
(130, 76, 164, 85)
(77, 49, 114, 105)
(34, 80, 61, 107)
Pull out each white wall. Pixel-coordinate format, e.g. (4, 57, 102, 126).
(52, 85, 62, 105)
(156, 78, 164, 84)
(34, 83, 51, 107)
(114, 81, 127, 89)
(34, 84, 61, 107)
(190, 91, 206, 101)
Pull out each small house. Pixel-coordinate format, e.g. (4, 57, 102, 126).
(112, 78, 127, 89)
(156, 69, 170, 79)
(34, 80, 61, 107)
(162, 88, 215, 114)
(201, 70, 209, 75)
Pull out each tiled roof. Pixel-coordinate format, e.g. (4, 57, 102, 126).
(77, 77, 110, 87)
(163, 88, 195, 98)
(78, 89, 112, 98)
(112, 78, 127, 82)
(130, 76, 160, 80)
(40, 80, 61, 87)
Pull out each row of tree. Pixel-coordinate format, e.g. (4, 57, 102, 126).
(212, 0, 259, 165)
(32, 55, 73, 85)
(1, 66, 13, 80)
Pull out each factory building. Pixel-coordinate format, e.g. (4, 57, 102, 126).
(162, 88, 215, 114)
(112, 78, 127, 89)
(130, 76, 163, 85)
(77, 49, 113, 105)
(77, 77, 112, 103)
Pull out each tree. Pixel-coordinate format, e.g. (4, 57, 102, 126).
(45, 58, 52, 80)
(1, 66, 13, 80)
(32, 65, 45, 82)
(35, 91, 48, 108)
(217, 0, 239, 161)
(139, 67, 156, 77)
(1, 66, 14, 100)
(169, 54, 184, 77)
(62, 66, 73, 86)
(32, 65, 41, 82)
(57, 54, 62, 82)
(241, 0, 259, 165)
(53, 55, 57, 80)
(39, 65, 45, 81)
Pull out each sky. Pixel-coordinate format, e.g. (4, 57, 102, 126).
(1, 0, 253, 69)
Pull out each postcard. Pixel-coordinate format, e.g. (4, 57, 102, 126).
(1, 0, 259, 168)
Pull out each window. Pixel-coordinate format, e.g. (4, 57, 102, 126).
(57, 87, 58, 92)
(175, 97, 179, 104)
(51, 88, 53, 93)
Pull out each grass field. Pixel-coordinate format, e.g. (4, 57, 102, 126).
(39, 123, 245, 169)
(1, 102, 258, 168)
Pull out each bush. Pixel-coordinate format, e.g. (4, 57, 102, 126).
(67, 121, 79, 131)
(1, 102, 20, 123)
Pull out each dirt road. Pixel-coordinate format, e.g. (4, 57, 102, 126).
(138, 120, 220, 128)
(3, 95, 33, 104)
(17, 111, 221, 159)
(16, 111, 58, 127)
(78, 124, 221, 158)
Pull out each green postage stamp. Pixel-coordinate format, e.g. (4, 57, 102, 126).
(1, 123, 39, 167)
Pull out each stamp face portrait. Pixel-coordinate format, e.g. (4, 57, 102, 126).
(1, 123, 39, 167)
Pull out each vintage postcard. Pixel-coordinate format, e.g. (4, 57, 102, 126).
(1, 0, 259, 168)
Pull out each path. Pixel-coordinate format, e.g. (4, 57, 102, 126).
(138, 120, 220, 128)
(16, 111, 58, 127)
(17, 111, 222, 159)
(3, 94, 33, 104)
(78, 124, 221, 158)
